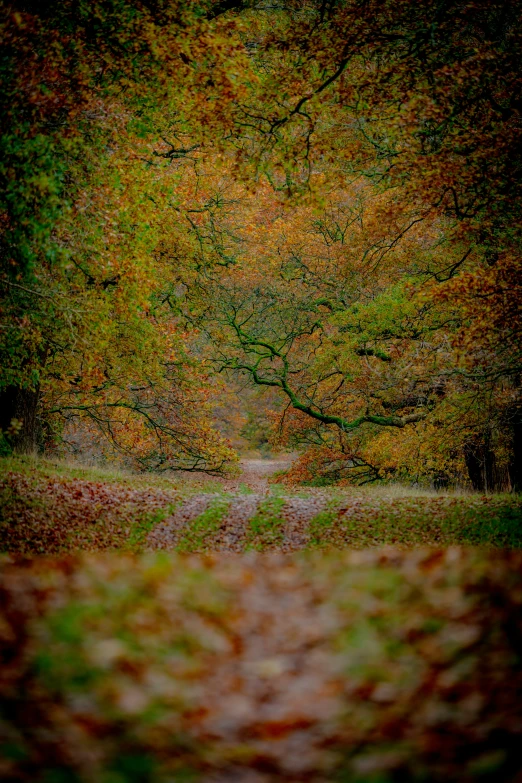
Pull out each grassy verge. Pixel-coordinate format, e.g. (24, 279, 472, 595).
(306, 495, 522, 549)
(0, 455, 181, 553)
(2, 456, 522, 553)
(0, 454, 189, 492)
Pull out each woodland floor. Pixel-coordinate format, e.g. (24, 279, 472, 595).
(2, 457, 522, 782)
(1, 455, 521, 553)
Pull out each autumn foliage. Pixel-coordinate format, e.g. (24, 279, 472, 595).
(1, 0, 521, 489)
(2, 5, 522, 779)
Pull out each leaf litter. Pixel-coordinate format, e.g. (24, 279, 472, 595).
(2, 461, 522, 781)
(1, 549, 522, 781)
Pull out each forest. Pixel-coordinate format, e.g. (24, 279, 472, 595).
(1, 1, 522, 781)
(1, 0, 521, 490)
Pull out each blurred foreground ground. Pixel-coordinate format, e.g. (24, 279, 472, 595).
(1, 549, 522, 782)
(1, 458, 522, 780)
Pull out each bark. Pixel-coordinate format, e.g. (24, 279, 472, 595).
(464, 441, 485, 491)
(463, 434, 496, 492)
(484, 433, 495, 493)
(464, 433, 511, 493)
(0, 385, 40, 453)
(508, 408, 522, 493)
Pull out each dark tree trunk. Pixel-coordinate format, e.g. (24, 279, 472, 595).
(464, 441, 485, 491)
(508, 409, 522, 493)
(0, 385, 40, 453)
(484, 432, 495, 493)
(464, 433, 501, 492)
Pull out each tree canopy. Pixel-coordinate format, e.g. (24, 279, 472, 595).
(1, 0, 521, 489)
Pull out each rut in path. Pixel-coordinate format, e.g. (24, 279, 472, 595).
(147, 458, 331, 553)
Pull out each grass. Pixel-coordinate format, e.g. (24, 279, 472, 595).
(344, 482, 475, 498)
(0, 455, 184, 554)
(0, 453, 239, 497)
(237, 482, 254, 495)
(306, 495, 522, 549)
(125, 504, 179, 552)
(247, 496, 286, 550)
(2, 454, 522, 553)
(176, 497, 231, 553)
(307, 509, 339, 549)
(0, 453, 185, 492)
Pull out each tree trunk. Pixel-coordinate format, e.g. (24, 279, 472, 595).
(0, 385, 40, 453)
(464, 433, 500, 493)
(464, 441, 485, 491)
(508, 408, 522, 493)
(484, 431, 495, 493)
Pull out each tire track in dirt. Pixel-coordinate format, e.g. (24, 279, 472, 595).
(147, 459, 331, 552)
(147, 494, 215, 550)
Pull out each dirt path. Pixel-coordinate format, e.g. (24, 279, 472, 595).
(3, 551, 522, 782)
(147, 457, 333, 553)
(221, 457, 294, 494)
(3, 458, 522, 554)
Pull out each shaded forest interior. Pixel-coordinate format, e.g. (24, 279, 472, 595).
(1, 0, 521, 491)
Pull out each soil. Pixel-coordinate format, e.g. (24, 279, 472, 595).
(222, 458, 293, 493)
(147, 458, 329, 553)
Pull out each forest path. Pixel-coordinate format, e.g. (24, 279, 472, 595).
(147, 456, 332, 553)
(2, 458, 522, 553)
(221, 457, 294, 494)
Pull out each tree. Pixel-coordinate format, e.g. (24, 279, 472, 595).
(0, 0, 251, 470)
(1, 0, 520, 486)
(211, 0, 522, 487)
